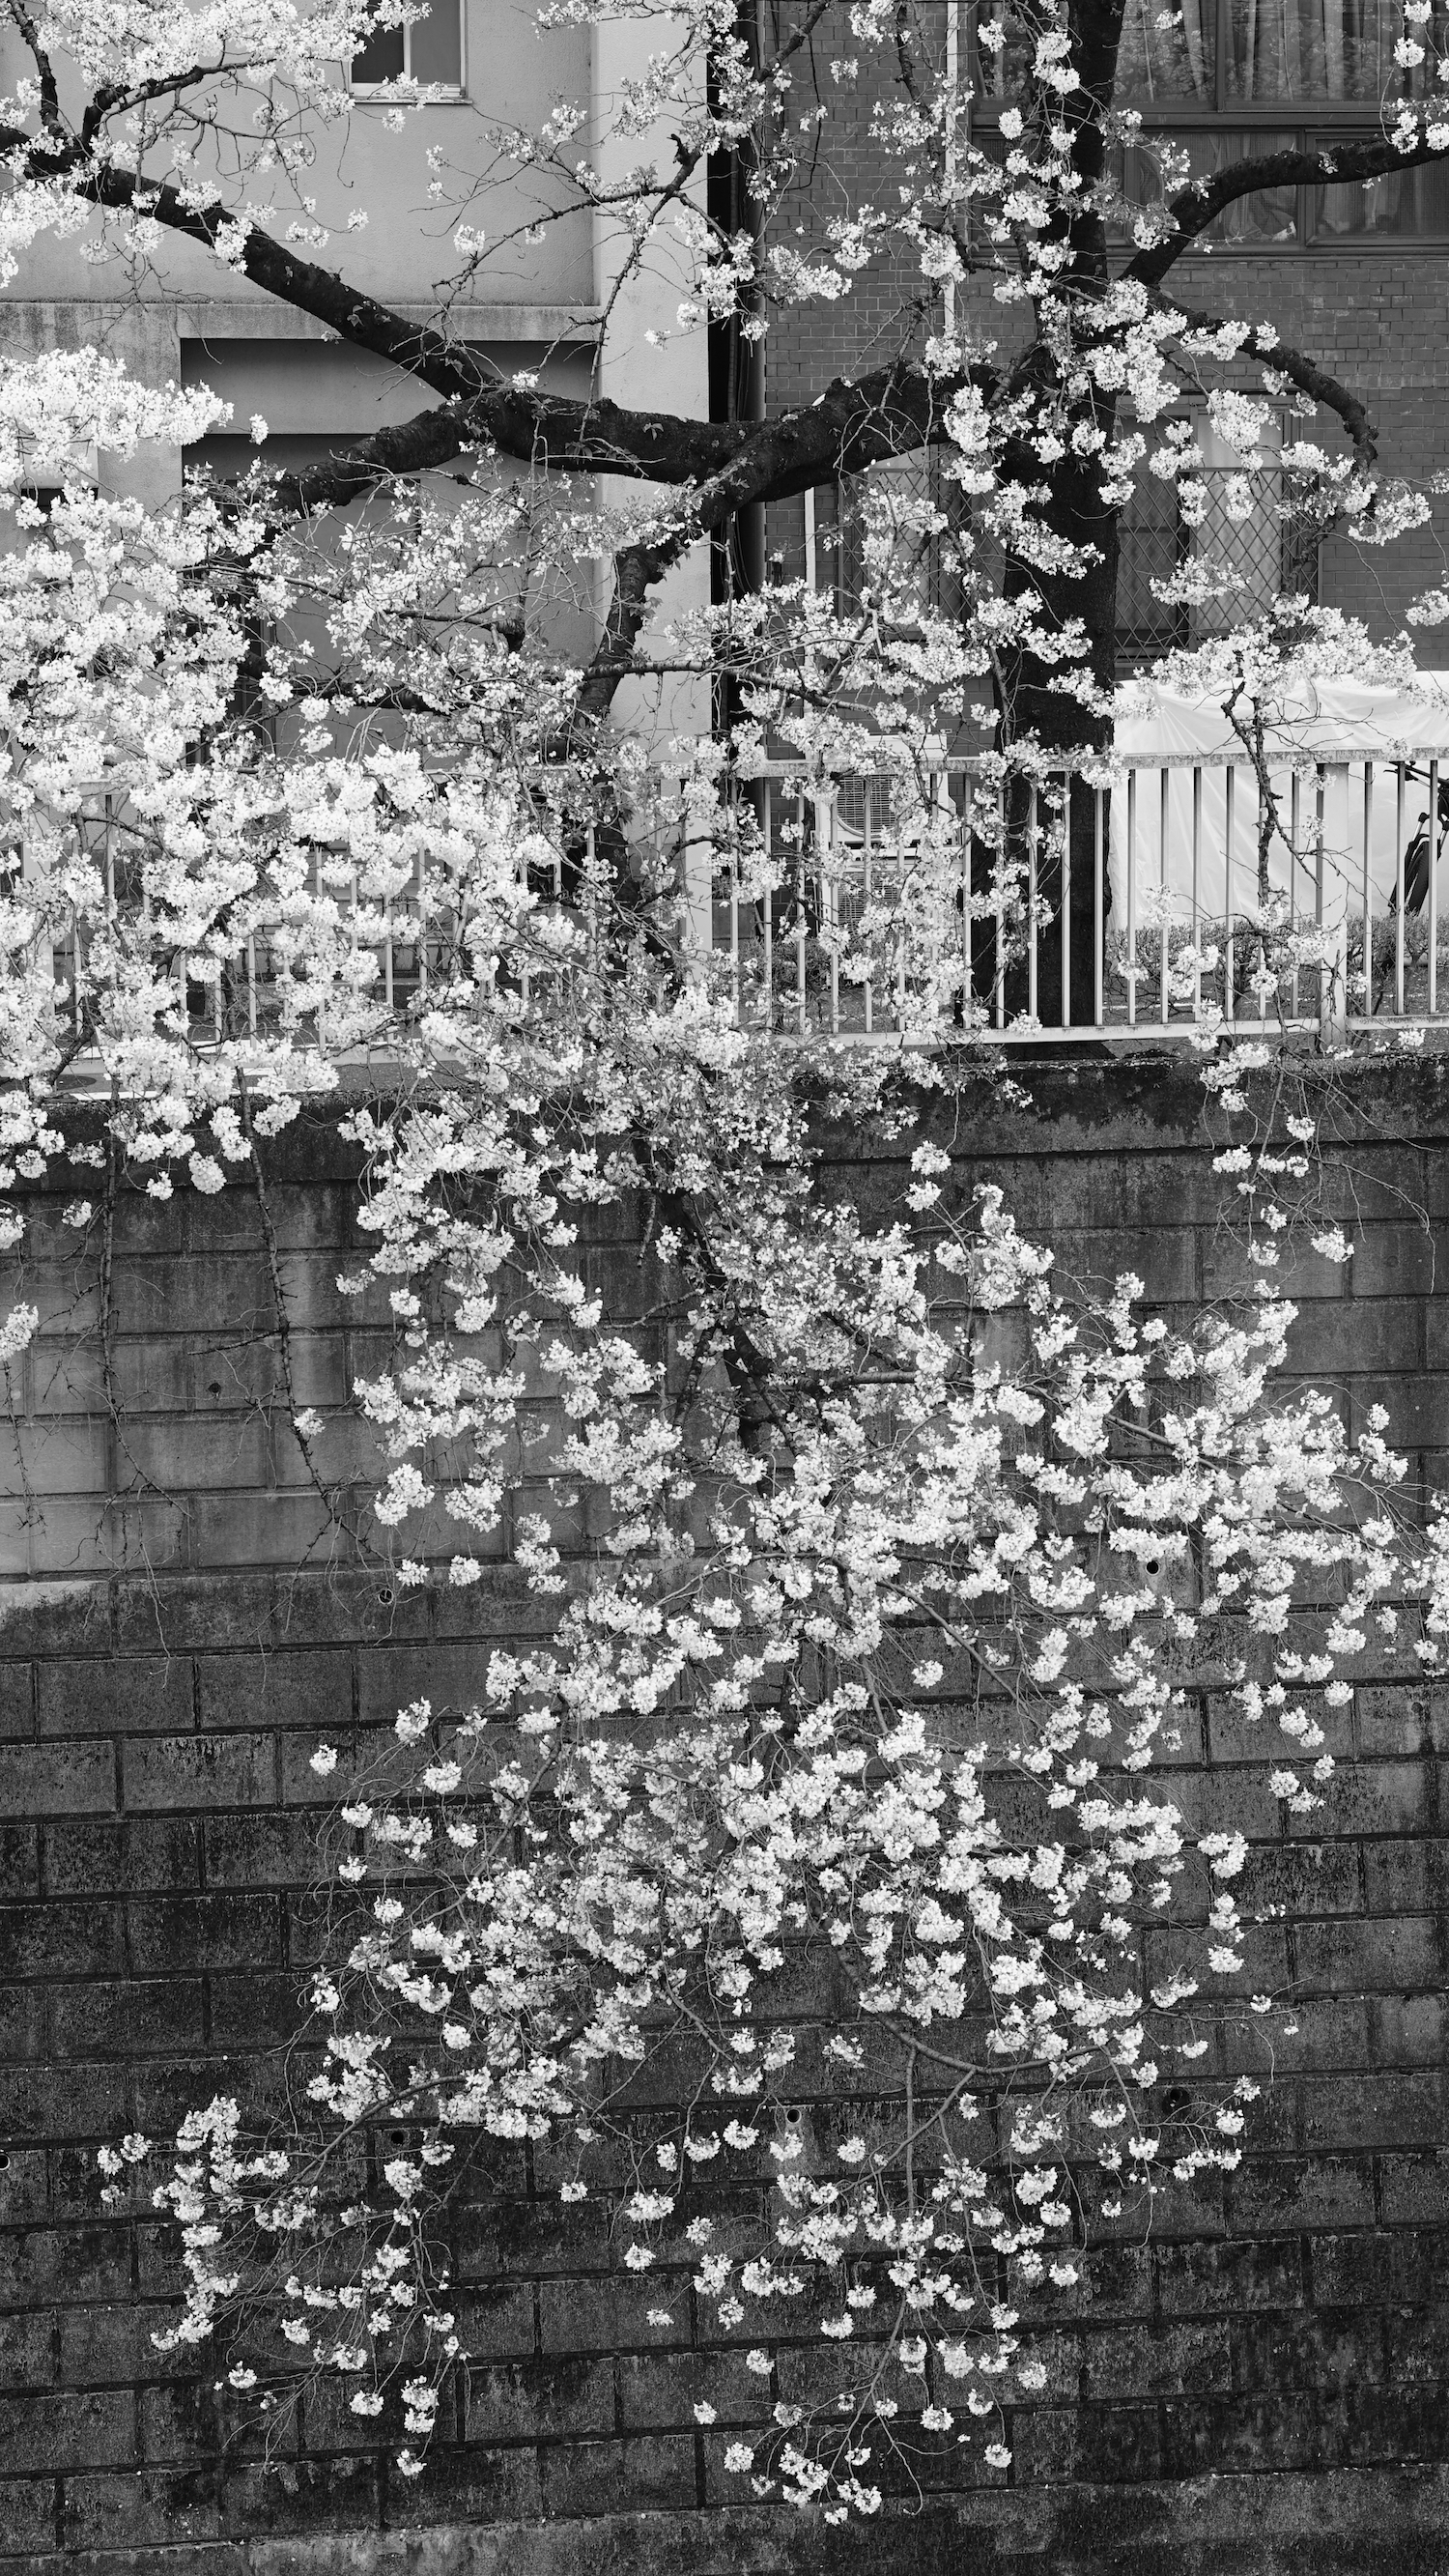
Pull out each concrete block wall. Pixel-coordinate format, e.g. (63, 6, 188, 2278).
(3, 1060, 1449, 2574)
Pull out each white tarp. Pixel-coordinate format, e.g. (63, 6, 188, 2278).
(1109, 675, 1449, 929)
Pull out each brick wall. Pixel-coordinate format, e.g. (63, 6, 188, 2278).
(4, 1060, 1449, 2575)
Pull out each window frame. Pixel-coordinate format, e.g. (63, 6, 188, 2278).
(970, 0, 1449, 245)
(349, 0, 467, 100)
(970, 102, 1449, 250)
(1112, 121, 1449, 250)
(1113, 404, 1321, 666)
(977, 0, 1444, 122)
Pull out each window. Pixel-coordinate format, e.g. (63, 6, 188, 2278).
(352, 1, 464, 93)
(976, 0, 1449, 245)
(833, 453, 965, 621)
(1114, 130, 1298, 243)
(1100, 0, 1448, 105)
(1117, 415, 1321, 664)
(1311, 148, 1449, 235)
(12, 436, 99, 517)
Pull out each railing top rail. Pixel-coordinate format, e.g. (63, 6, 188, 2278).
(33, 746, 1449, 818)
(743, 747, 1449, 783)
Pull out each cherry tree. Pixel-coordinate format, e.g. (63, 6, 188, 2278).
(0, 0, 1444, 1008)
(0, 0, 1444, 2527)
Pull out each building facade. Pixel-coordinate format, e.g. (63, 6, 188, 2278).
(0, 3, 711, 736)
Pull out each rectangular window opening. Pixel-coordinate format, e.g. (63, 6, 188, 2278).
(1310, 142, 1449, 238)
(1112, 129, 1298, 245)
(352, 1, 464, 94)
(836, 451, 967, 624)
(1116, 413, 1320, 668)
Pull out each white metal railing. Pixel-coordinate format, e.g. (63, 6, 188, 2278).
(30, 793, 610, 1066)
(713, 752, 1449, 1043)
(25, 749, 1449, 1073)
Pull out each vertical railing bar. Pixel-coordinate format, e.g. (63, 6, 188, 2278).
(1315, 766, 1326, 1044)
(1362, 761, 1374, 1023)
(1349, 767, 1358, 1041)
(1093, 785, 1104, 1031)
(1159, 763, 1169, 1026)
(827, 798, 840, 1037)
(1191, 763, 1202, 1024)
(1061, 775, 1071, 1034)
(1028, 782, 1038, 1026)
(1290, 767, 1301, 1023)
(1225, 765, 1235, 1025)
(994, 783, 1005, 1031)
(730, 798, 741, 1023)
(1257, 767, 1268, 1030)
(762, 782, 774, 1030)
(796, 787, 808, 1037)
(960, 780, 971, 1031)
(864, 784, 874, 1037)
(102, 825, 118, 1043)
(1431, 757, 1439, 1018)
(895, 789, 906, 1029)
(1125, 768, 1136, 1029)
(1396, 763, 1406, 1016)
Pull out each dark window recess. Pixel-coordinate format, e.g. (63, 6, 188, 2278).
(980, 0, 1449, 106)
(1116, 449, 1320, 667)
(353, 2, 462, 87)
(835, 452, 967, 621)
(974, 0, 1449, 247)
(1311, 145, 1449, 237)
(1113, 131, 1298, 244)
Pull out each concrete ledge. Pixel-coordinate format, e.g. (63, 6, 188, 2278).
(237, 2472, 1449, 2576)
(175, 301, 604, 344)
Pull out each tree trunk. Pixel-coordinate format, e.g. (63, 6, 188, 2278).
(973, 444, 1120, 1030)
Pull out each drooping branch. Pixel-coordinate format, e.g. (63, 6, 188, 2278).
(1155, 294, 1379, 472)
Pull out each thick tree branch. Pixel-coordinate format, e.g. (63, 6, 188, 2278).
(259, 405, 481, 513)
(1127, 131, 1449, 288)
(0, 129, 739, 476)
(225, 345, 990, 564)
(4, 0, 59, 129)
(2, 118, 1003, 513)
(579, 538, 681, 720)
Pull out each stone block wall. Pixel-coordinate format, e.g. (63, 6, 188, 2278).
(3, 1059, 1449, 2575)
